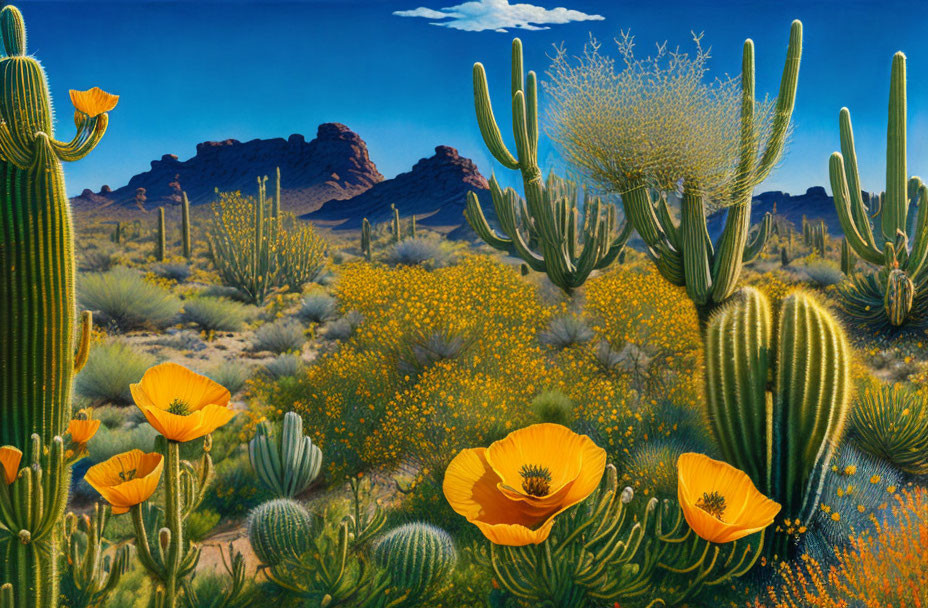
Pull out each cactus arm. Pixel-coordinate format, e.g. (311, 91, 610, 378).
(463, 192, 514, 253)
(680, 189, 713, 306)
(595, 218, 633, 270)
(754, 20, 802, 182)
(511, 90, 536, 171)
(49, 113, 108, 162)
(837, 109, 879, 249)
(0, 121, 31, 168)
(883, 52, 907, 241)
(654, 192, 681, 249)
(73, 311, 91, 373)
(525, 71, 538, 160)
(623, 185, 685, 285)
(742, 213, 772, 263)
(906, 184, 928, 278)
(830, 153, 885, 264)
(498, 188, 546, 271)
(473, 62, 519, 170)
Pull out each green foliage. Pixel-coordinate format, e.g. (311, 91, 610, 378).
(836, 269, 928, 332)
(539, 314, 593, 349)
(249, 412, 323, 499)
(75, 340, 157, 405)
(182, 296, 251, 331)
(373, 523, 457, 603)
(78, 266, 181, 331)
(152, 262, 191, 282)
(705, 287, 850, 556)
(203, 451, 273, 518)
(79, 246, 119, 272)
(850, 381, 928, 475)
(800, 259, 845, 287)
(263, 354, 305, 379)
(186, 509, 221, 542)
(86, 424, 158, 464)
(297, 293, 337, 323)
(205, 361, 253, 395)
(253, 318, 306, 354)
(841, 238, 855, 275)
(529, 390, 573, 426)
(397, 327, 471, 375)
(624, 439, 686, 500)
(59, 504, 132, 608)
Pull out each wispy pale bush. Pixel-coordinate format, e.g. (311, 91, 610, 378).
(253, 318, 306, 354)
(206, 360, 253, 394)
(86, 423, 159, 463)
(182, 296, 251, 331)
(539, 314, 593, 349)
(263, 353, 305, 379)
(297, 293, 337, 323)
(75, 340, 157, 404)
(800, 260, 845, 287)
(78, 266, 181, 331)
(321, 310, 364, 341)
(152, 261, 192, 282)
(385, 237, 455, 269)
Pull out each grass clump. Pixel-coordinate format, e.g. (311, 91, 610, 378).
(297, 293, 337, 323)
(182, 296, 251, 331)
(78, 266, 181, 331)
(253, 318, 306, 354)
(206, 360, 253, 395)
(75, 340, 156, 405)
(385, 237, 455, 269)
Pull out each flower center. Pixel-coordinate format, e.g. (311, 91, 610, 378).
(696, 491, 727, 520)
(74, 411, 89, 421)
(520, 464, 552, 497)
(168, 399, 191, 416)
(118, 468, 137, 482)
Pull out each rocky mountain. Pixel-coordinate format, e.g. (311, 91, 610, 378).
(70, 123, 383, 217)
(707, 186, 853, 239)
(305, 145, 489, 230)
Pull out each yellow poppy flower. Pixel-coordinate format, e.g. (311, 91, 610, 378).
(677, 453, 781, 544)
(84, 449, 163, 514)
(69, 87, 119, 117)
(131, 362, 235, 443)
(443, 423, 606, 546)
(68, 408, 101, 445)
(0, 446, 22, 485)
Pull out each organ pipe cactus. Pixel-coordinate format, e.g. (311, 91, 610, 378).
(705, 287, 850, 557)
(248, 412, 323, 498)
(465, 39, 632, 295)
(830, 52, 928, 327)
(620, 23, 800, 323)
(0, 5, 116, 606)
(155, 206, 166, 261)
(181, 192, 192, 260)
(361, 217, 372, 261)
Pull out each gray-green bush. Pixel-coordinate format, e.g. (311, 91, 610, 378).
(78, 266, 181, 331)
(253, 318, 306, 354)
(183, 296, 252, 331)
(75, 340, 157, 404)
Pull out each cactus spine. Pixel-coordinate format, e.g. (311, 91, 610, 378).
(465, 39, 632, 295)
(248, 412, 323, 499)
(619, 23, 800, 322)
(705, 287, 850, 556)
(0, 5, 113, 605)
(830, 52, 928, 326)
(361, 217, 372, 261)
(155, 206, 166, 261)
(373, 523, 457, 600)
(247, 499, 314, 566)
(181, 192, 192, 259)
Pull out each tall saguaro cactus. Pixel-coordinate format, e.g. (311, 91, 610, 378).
(465, 39, 631, 295)
(181, 192, 192, 260)
(0, 5, 116, 606)
(830, 52, 928, 327)
(706, 287, 850, 557)
(155, 206, 166, 261)
(622, 22, 801, 324)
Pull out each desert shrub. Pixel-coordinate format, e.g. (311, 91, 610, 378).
(385, 237, 454, 269)
(152, 329, 206, 352)
(253, 318, 306, 354)
(206, 360, 253, 395)
(538, 314, 594, 349)
(78, 266, 181, 331)
(263, 354, 304, 379)
(74, 340, 156, 404)
(203, 451, 273, 518)
(321, 310, 363, 341)
(530, 390, 573, 426)
(850, 381, 928, 475)
(397, 327, 471, 375)
(800, 259, 845, 287)
(186, 508, 221, 541)
(199, 284, 251, 302)
(86, 424, 159, 464)
(182, 296, 251, 331)
(206, 189, 326, 304)
(623, 439, 686, 500)
(297, 293, 337, 323)
(152, 261, 192, 282)
(79, 247, 119, 272)
(92, 405, 132, 430)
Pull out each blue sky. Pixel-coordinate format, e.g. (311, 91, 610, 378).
(18, 0, 928, 198)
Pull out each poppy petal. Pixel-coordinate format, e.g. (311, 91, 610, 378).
(485, 423, 587, 498)
(69, 87, 119, 117)
(132, 362, 231, 413)
(141, 406, 207, 442)
(0, 446, 22, 485)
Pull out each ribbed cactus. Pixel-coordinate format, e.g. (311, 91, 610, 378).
(618, 23, 800, 321)
(181, 192, 192, 260)
(249, 412, 323, 498)
(373, 523, 457, 601)
(706, 287, 850, 556)
(271, 166, 281, 218)
(111, 221, 121, 244)
(830, 52, 928, 327)
(0, 5, 114, 606)
(391, 204, 401, 243)
(155, 206, 166, 261)
(884, 268, 914, 326)
(247, 498, 314, 566)
(810, 220, 826, 256)
(60, 504, 131, 608)
(841, 238, 855, 275)
(465, 39, 632, 295)
(361, 217, 372, 261)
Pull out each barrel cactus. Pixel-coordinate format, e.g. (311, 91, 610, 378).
(249, 412, 323, 498)
(247, 498, 314, 566)
(705, 287, 850, 557)
(0, 4, 116, 605)
(884, 268, 915, 327)
(373, 522, 457, 601)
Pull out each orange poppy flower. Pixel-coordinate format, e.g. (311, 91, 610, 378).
(84, 449, 163, 514)
(443, 423, 606, 546)
(69, 87, 119, 117)
(677, 453, 781, 544)
(0, 446, 22, 485)
(68, 408, 101, 445)
(131, 362, 234, 443)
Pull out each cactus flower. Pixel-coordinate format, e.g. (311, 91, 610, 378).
(677, 453, 781, 544)
(69, 86, 119, 117)
(84, 449, 164, 514)
(0, 446, 22, 484)
(130, 362, 235, 443)
(67, 408, 101, 445)
(443, 423, 606, 546)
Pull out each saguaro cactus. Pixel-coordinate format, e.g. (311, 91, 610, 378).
(155, 206, 166, 261)
(706, 287, 850, 556)
(830, 52, 928, 327)
(465, 39, 632, 295)
(0, 5, 116, 605)
(841, 238, 855, 275)
(361, 217, 372, 261)
(181, 192, 192, 259)
(391, 204, 401, 243)
(620, 23, 800, 323)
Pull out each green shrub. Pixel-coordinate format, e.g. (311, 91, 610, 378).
(92, 404, 132, 430)
(850, 381, 928, 475)
(79, 246, 119, 272)
(206, 360, 253, 395)
(253, 318, 306, 354)
(397, 327, 470, 375)
(78, 266, 181, 331)
(800, 259, 845, 287)
(262, 354, 304, 379)
(183, 296, 251, 331)
(297, 293, 337, 323)
(87, 424, 159, 463)
(385, 237, 455, 269)
(152, 261, 191, 282)
(187, 508, 222, 541)
(530, 390, 574, 426)
(203, 451, 273, 518)
(539, 314, 593, 349)
(75, 340, 157, 405)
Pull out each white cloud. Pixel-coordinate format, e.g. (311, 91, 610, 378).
(393, 0, 604, 33)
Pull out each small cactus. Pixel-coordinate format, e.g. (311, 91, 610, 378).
(155, 206, 166, 261)
(392, 204, 401, 243)
(373, 522, 457, 600)
(247, 498, 314, 566)
(249, 412, 323, 498)
(840, 238, 855, 275)
(361, 217, 372, 261)
(884, 268, 914, 326)
(181, 191, 192, 259)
